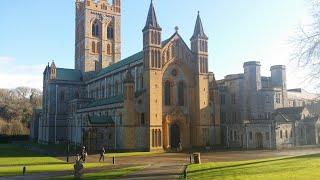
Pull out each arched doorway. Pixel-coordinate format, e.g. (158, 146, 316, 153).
(170, 124, 180, 149)
(256, 132, 263, 149)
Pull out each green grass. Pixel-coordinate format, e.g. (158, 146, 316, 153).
(187, 154, 320, 179)
(0, 144, 108, 177)
(56, 166, 145, 180)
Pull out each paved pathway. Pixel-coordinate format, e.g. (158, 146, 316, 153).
(2, 146, 320, 179)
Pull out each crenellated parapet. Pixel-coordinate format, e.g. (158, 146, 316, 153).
(76, 0, 121, 15)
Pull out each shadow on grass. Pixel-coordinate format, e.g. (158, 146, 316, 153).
(0, 162, 70, 167)
(188, 153, 320, 176)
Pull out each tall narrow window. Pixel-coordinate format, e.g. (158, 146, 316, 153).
(140, 113, 145, 125)
(97, 42, 100, 54)
(107, 24, 114, 40)
(92, 21, 99, 37)
(178, 81, 184, 106)
(92, 41, 96, 53)
(115, 81, 119, 96)
(140, 75, 144, 89)
(164, 80, 171, 106)
(231, 93, 236, 104)
(107, 44, 111, 55)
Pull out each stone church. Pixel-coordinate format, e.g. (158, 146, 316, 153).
(36, 0, 221, 152)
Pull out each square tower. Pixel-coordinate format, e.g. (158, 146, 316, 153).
(75, 0, 121, 74)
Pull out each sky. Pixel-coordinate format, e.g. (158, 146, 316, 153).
(0, 0, 315, 91)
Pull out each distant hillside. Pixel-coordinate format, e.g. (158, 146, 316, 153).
(0, 87, 42, 135)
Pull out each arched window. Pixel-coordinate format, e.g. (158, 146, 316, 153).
(151, 50, 155, 68)
(107, 23, 114, 40)
(92, 21, 99, 37)
(107, 44, 111, 55)
(140, 113, 145, 125)
(178, 81, 184, 106)
(108, 84, 111, 97)
(97, 42, 100, 54)
(115, 81, 119, 96)
(280, 130, 283, 139)
(92, 41, 96, 53)
(164, 80, 171, 106)
(140, 75, 144, 89)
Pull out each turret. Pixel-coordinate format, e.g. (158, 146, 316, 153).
(50, 60, 56, 80)
(270, 65, 287, 89)
(113, 0, 121, 13)
(143, 0, 162, 69)
(243, 61, 261, 91)
(123, 66, 134, 100)
(191, 12, 208, 74)
(122, 65, 136, 149)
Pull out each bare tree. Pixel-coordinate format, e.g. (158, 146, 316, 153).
(294, 0, 320, 87)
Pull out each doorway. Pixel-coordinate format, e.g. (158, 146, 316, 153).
(170, 124, 180, 148)
(256, 132, 263, 149)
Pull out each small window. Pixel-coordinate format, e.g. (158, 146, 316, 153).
(119, 113, 122, 125)
(221, 95, 226, 105)
(249, 132, 253, 140)
(280, 130, 283, 139)
(92, 41, 96, 53)
(107, 44, 111, 55)
(60, 90, 65, 101)
(140, 113, 145, 125)
(266, 95, 270, 103)
(285, 130, 288, 138)
(231, 94, 236, 104)
(266, 132, 270, 140)
(107, 24, 114, 39)
(276, 93, 281, 104)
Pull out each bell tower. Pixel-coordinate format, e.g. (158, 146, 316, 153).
(75, 0, 121, 74)
(190, 12, 211, 147)
(143, 0, 163, 151)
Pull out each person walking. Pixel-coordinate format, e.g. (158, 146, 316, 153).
(81, 146, 87, 163)
(99, 147, 105, 162)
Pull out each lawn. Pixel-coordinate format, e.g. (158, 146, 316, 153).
(187, 154, 320, 179)
(55, 166, 145, 180)
(0, 144, 108, 177)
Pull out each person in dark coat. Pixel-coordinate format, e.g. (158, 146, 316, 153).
(99, 147, 105, 162)
(80, 146, 87, 163)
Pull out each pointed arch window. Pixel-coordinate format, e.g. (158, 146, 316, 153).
(107, 23, 114, 40)
(178, 81, 184, 106)
(97, 42, 101, 54)
(107, 44, 111, 55)
(92, 20, 100, 37)
(92, 41, 96, 53)
(164, 80, 172, 106)
(115, 81, 119, 96)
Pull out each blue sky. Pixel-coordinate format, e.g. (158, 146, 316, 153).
(0, 0, 314, 91)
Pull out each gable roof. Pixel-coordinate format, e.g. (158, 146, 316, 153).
(85, 95, 124, 109)
(56, 68, 83, 81)
(275, 107, 305, 120)
(161, 32, 191, 52)
(88, 115, 114, 125)
(96, 51, 143, 77)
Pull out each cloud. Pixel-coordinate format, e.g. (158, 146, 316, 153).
(0, 59, 44, 90)
(0, 56, 15, 64)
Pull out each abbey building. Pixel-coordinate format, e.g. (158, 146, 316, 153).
(30, 0, 320, 152)
(35, 0, 221, 152)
